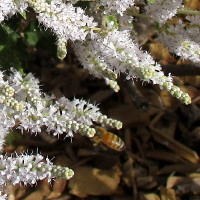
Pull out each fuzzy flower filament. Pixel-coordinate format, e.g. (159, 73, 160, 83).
(93, 0, 135, 16)
(0, 154, 74, 186)
(73, 27, 191, 104)
(0, 69, 122, 139)
(144, 0, 183, 24)
(157, 21, 200, 65)
(73, 41, 120, 92)
(28, 0, 98, 41)
(56, 98, 122, 131)
(0, 0, 28, 23)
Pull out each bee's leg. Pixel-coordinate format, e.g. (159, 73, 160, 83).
(92, 143, 108, 154)
(90, 137, 101, 147)
(93, 142, 98, 147)
(100, 144, 108, 151)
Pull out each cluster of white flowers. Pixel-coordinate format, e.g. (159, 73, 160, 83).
(144, 0, 183, 24)
(0, 153, 74, 185)
(28, 0, 98, 41)
(157, 20, 200, 65)
(93, 0, 135, 16)
(74, 27, 191, 104)
(186, 15, 200, 26)
(73, 39, 120, 92)
(0, 68, 121, 197)
(0, 0, 200, 198)
(0, 0, 28, 22)
(0, 153, 74, 199)
(0, 68, 122, 141)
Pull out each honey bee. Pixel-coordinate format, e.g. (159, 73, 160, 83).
(91, 126, 125, 151)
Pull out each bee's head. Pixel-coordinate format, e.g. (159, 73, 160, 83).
(95, 126, 105, 137)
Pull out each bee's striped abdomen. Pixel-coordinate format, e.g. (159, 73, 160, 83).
(101, 130, 125, 151)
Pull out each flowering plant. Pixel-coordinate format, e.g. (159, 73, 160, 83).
(0, 0, 199, 198)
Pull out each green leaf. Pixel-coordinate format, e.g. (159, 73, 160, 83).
(26, 31, 40, 46)
(107, 15, 118, 29)
(0, 22, 28, 70)
(1, 23, 20, 43)
(0, 45, 4, 51)
(146, 0, 156, 3)
(19, 11, 27, 20)
(24, 20, 42, 46)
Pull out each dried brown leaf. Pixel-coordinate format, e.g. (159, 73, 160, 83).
(24, 191, 43, 200)
(155, 118, 176, 138)
(136, 176, 158, 189)
(167, 175, 200, 195)
(160, 186, 176, 200)
(108, 105, 150, 127)
(150, 118, 200, 164)
(185, 0, 200, 11)
(68, 166, 122, 198)
(149, 42, 176, 65)
(142, 193, 160, 200)
(157, 163, 200, 175)
(190, 127, 200, 141)
(89, 89, 114, 103)
(37, 179, 51, 197)
(47, 178, 67, 199)
(123, 157, 135, 187)
(14, 186, 27, 200)
(146, 150, 182, 163)
(160, 90, 178, 108)
(167, 176, 186, 189)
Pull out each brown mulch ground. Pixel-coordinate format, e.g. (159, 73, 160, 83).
(5, 18, 200, 200)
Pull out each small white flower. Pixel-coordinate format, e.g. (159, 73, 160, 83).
(144, 0, 183, 23)
(158, 21, 200, 65)
(28, 0, 98, 41)
(94, 0, 135, 16)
